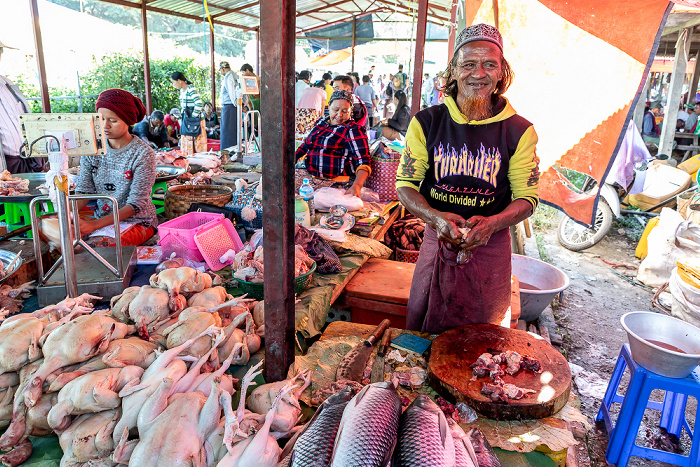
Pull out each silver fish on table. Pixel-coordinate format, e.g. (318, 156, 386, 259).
(468, 427, 502, 467)
(278, 386, 358, 467)
(330, 381, 402, 467)
(447, 418, 478, 467)
(392, 395, 456, 467)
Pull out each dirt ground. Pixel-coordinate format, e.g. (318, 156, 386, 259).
(525, 208, 693, 467)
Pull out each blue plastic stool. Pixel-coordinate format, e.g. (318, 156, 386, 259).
(597, 344, 700, 466)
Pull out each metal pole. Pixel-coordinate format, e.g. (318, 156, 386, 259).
(54, 171, 78, 297)
(411, 0, 429, 115)
(260, 0, 296, 383)
(76, 72, 83, 113)
(140, 0, 153, 114)
(29, 0, 51, 113)
(447, 0, 458, 59)
(237, 97, 243, 155)
(210, 25, 217, 111)
(351, 16, 356, 73)
(256, 29, 260, 77)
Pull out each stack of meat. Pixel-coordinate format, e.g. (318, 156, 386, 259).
(384, 214, 425, 251)
(231, 244, 315, 283)
(154, 149, 189, 170)
(0, 171, 29, 197)
(471, 351, 542, 403)
(0, 266, 296, 467)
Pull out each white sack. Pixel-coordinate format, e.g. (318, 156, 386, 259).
(637, 208, 700, 288)
(669, 267, 700, 329)
(313, 187, 364, 212)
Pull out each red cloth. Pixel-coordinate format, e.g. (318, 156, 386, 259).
(86, 225, 155, 248)
(95, 89, 146, 125)
(406, 226, 511, 334)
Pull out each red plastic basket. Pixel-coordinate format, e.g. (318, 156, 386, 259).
(193, 217, 244, 271)
(159, 232, 203, 262)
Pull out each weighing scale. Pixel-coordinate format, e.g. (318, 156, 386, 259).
(19, 113, 137, 306)
(234, 74, 262, 165)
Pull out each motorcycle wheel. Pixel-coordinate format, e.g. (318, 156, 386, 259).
(557, 200, 614, 251)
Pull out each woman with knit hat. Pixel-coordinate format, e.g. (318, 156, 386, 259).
(74, 88, 157, 247)
(170, 71, 206, 155)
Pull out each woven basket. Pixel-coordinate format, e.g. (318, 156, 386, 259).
(235, 263, 316, 300)
(367, 153, 401, 202)
(396, 247, 420, 263)
(164, 185, 232, 220)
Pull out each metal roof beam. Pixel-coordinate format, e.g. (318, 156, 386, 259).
(297, 8, 387, 33)
(180, 0, 259, 19)
(663, 16, 700, 37)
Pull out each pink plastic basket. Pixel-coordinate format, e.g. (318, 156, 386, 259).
(158, 212, 224, 263)
(193, 217, 244, 271)
(158, 212, 223, 250)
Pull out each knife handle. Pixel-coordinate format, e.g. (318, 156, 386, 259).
(365, 319, 391, 346)
(378, 327, 393, 356)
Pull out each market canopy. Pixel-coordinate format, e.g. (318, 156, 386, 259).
(463, 0, 673, 225)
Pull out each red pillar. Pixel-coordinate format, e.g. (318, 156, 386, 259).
(448, 0, 459, 59)
(140, 0, 152, 114)
(411, 0, 429, 115)
(29, 0, 50, 113)
(210, 26, 216, 111)
(260, 0, 296, 382)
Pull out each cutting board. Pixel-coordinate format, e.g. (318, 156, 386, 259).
(428, 324, 571, 420)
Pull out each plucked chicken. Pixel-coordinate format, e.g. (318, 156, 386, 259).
(149, 267, 213, 308)
(246, 369, 311, 434)
(58, 409, 121, 466)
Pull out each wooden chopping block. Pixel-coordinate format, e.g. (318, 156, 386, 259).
(428, 323, 571, 420)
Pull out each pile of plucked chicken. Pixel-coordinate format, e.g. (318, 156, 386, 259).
(0, 266, 312, 467)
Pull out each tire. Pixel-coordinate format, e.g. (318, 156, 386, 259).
(557, 200, 614, 251)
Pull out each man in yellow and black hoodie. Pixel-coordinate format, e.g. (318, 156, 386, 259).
(396, 23, 540, 334)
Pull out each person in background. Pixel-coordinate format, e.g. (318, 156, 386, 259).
(295, 70, 312, 107)
(219, 61, 240, 150)
(396, 24, 540, 333)
(133, 110, 169, 148)
(163, 108, 180, 146)
(382, 74, 395, 119)
(677, 103, 690, 125)
(203, 102, 220, 140)
(430, 73, 442, 106)
(354, 75, 378, 125)
(295, 81, 327, 134)
(376, 90, 410, 141)
(642, 102, 661, 145)
(332, 75, 368, 127)
(323, 72, 334, 107)
(422, 72, 434, 107)
(75, 88, 157, 248)
(0, 39, 44, 173)
(240, 63, 260, 112)
(295, 90, 371, 197)
(170, 71, 206, 155)
(392, 64, 408, 94)
(685, 104, 699, 132)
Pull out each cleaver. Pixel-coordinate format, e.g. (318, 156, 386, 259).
(336, 319, 391, 382)
(370, 326, 393, 383)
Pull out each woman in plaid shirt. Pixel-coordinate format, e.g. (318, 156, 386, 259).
(295, 90, 371, 197)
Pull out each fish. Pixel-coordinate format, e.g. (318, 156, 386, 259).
(278, 386, 358, 467)
(329, 381, 402, 467)
(468, 427, 502, 467)
(392, 395, 456, 467)
(447, 419, 478, 467)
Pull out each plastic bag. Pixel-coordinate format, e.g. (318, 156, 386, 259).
(360, 187, 380, 203)
(669, 266, 700, 328)
(249, 229, 264, 250)
(637, 208, 700, 287)
(314, 187, 364, 212)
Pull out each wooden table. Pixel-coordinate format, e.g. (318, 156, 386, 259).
(675, 132, 700, 162)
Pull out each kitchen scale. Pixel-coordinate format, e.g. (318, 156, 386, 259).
(20, 113, 137, 306)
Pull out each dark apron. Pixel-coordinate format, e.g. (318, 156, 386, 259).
(406, 225, 511, 334)
(220, 103, 237, 151)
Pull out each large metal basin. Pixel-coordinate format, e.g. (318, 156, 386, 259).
(621, 312, 700, 378)
(511, 254, 570, 321)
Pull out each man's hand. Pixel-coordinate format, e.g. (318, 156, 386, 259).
(79, 219, 99, 237)
(461, 215, 498, 250)
(430, 211, 467, 246)
(345, 184, 362, 198)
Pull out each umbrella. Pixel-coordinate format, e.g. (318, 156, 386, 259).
(466, 0, 673, 225)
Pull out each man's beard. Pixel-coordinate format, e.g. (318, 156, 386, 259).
(459, 93, 493, 121)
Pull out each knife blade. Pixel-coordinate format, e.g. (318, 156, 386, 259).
(370, 326, 393, 383)
(336, 319, 391, 382)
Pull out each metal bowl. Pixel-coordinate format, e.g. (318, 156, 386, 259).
(511, 254, 570, 321)
(155, 165, 186, 182)
(621, 312, 700, 378)
(0, 250, 23, 285)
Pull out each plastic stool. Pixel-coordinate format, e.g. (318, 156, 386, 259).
(151, 181, 167, 215)
(0, 200, 55, 238)
(597, 344, 700, 466)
